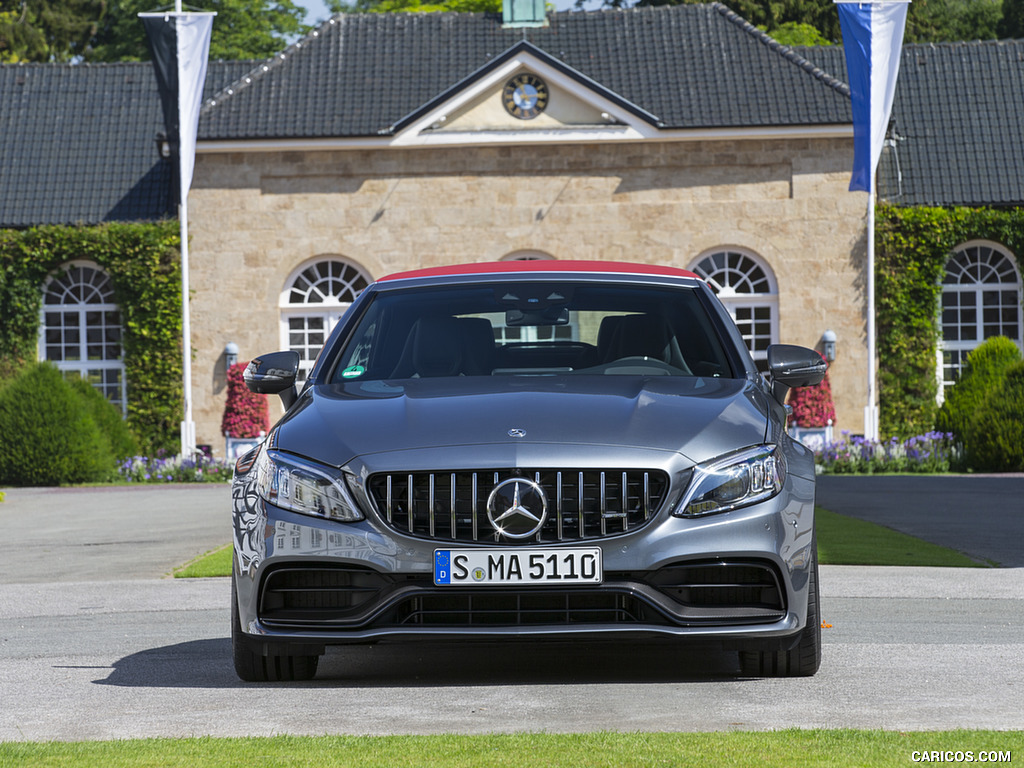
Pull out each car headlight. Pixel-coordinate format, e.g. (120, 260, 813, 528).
(676, 445, 786, 517)
(254, 448, 364, 522)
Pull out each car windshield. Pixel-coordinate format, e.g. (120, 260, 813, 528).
(328, 281, 736, 382)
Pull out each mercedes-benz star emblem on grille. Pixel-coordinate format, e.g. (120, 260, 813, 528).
(508, 428, 526, 438)
(486, 478, 548, 539)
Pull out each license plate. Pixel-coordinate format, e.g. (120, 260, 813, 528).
(434, 548, 602, 586)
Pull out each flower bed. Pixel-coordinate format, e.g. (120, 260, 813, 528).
(118, 453, 234, 483)
(815, 431, 960, 474)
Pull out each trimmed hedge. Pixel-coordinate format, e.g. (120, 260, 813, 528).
(969, 361, 1024, 472)
(67, 376, 139, 461)
(0, 222, 182, 454)
(0, 363, 116, 486)
(935, 336, 1022, 442)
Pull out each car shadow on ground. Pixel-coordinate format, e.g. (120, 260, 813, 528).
(95, 638, 745, 688)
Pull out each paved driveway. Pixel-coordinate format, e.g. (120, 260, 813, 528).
(0, 484, 228, 583)
(815, 474, 1024, 567)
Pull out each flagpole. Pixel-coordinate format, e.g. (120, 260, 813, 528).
(866, 184, 878, 441)
(177, 0, 192, 457)
(180, 187, 195, 457)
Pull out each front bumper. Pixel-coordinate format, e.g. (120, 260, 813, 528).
(232, 459, 816, 652)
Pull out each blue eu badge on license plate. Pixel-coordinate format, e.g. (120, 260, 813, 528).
(434, 550, 451, 584)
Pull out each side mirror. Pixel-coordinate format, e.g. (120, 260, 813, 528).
(767, 344, 827, 402)
(243, 351, 300, 407)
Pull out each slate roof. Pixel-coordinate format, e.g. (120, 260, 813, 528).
(4, 5, 1024, 230)
(799, 40, 1024, 208)
(198, 4, 852, 139)
(0, 60, 252, 228)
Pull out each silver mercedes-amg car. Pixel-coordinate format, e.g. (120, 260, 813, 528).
(231, 260, 827, 681)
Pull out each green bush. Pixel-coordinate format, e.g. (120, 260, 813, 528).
(0, 363, 116, 486)
(66, 376, 138, 461)
(935, 336, 1022, 442)
(967, 361, 1024, 472)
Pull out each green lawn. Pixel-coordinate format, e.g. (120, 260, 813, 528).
(815, 508, 988, 567)
(172, 543, 232, 578)
(1, 730, 1021, 768)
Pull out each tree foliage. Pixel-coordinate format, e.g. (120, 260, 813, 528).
(603, 0, 1004, 46)
(88, 0, 307, 62)
(0, 0, 104, 62)
(335, 0, 498, 12)
(1, 0, 307, 63)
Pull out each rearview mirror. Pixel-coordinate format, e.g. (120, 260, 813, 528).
(767, 344, 827, 402)
(244, 351, 300, 407)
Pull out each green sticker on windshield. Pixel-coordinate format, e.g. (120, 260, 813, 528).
(341, 365, 365, 379)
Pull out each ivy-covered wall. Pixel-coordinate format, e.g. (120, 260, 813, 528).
(2, 211, 1022, 451)
(0, 222, 182, 454)
(875, 205, 1024, 438)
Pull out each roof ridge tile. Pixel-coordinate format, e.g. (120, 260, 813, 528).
(711, 3, 850, 97)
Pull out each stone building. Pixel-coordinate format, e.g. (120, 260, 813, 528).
(3, 4, 1022, 455)
(188, 5, 865, 448)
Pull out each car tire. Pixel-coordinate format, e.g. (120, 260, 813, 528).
(231, 572, 320, 682)
(739, 542, 821, 677)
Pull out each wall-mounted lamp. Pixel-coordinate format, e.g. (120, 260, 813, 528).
(224, 341, 239, 369)
(822, 329, 837, 362)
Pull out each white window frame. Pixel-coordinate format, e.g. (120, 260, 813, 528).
(938, 240, 1024, 396)
(689, 248, 779, 371)
(500, 250, 555, 261)
(37, 261, 127, 413)
(280, 257, 372, 381)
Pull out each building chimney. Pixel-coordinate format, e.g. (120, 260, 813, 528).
(502, 0, 547, 27)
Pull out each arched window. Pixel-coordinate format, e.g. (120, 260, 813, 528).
(690, 249, 779, 372)
(38, 262, 126, 412)
(280, 257, 372, 381)
(940, 241, 1023, 389)
(500, 250, 554, 261)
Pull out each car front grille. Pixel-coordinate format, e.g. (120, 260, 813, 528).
(366, 469, 670, 544)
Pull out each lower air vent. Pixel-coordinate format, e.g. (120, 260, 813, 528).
(259, 566, 392, 626)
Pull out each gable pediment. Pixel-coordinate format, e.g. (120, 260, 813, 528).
(389, 42, 661, 146)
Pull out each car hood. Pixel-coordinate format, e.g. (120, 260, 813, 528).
(273, 376, 771, 468)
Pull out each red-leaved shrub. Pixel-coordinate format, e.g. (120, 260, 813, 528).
(221, 362, 270, 438)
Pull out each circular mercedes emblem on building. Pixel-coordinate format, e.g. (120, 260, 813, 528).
(486, 477, 548, 539)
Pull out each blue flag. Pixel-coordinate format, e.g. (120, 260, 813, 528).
(836, 1, 909, 192)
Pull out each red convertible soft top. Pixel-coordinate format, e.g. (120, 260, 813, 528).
(377, 260, 700, 283)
